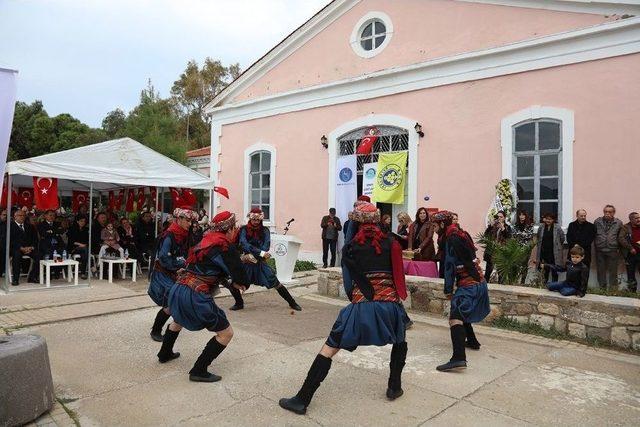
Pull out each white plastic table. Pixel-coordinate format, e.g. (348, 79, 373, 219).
(39, 259, 79, 288)
(99, 258, 137, 283)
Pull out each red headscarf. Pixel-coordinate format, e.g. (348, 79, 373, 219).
(187, 231, 230, 263)
(246, 207, 264, 240)
(165, 222, 189, 245)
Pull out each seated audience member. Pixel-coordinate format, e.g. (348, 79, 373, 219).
(135, 210, 156, 259)
(117, 217, 138, 259)
(91, 212, 108, 255)
(67, 215, 90, 279)
(99, 222, 124, 259)
(544, 245, 589, 297)
(9, 209, 40, 285)
(37, 209, 64, 259)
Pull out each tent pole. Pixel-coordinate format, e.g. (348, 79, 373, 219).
(4, 174, 12, 291)
(154, 187, 160, 238)
(87, 183, 93, 286)
(209, 189, 214, 220)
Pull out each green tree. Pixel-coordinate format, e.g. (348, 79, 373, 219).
(102, 108, 127, 138)
(122, 80, 187, 162)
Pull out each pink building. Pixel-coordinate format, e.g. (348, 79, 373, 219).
(206, 0, 640, 262)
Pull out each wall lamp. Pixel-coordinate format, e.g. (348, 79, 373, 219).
(414, 123, 425, 138)
(321, 135, 328, 149)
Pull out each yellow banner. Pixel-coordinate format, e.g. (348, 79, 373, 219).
(372, 151, 407, 204)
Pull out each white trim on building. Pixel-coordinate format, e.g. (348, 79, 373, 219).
(457, 1, 640, 16)
(501, 106, 575, 228)
(349, 11, 394, 58)
(244, 142, 277, 229)
(208, 17, 640, 126)
(328, 114, 420, 216)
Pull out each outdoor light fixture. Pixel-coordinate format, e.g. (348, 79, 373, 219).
(321, 135, 328, 149)
(414, 122, 424, 138)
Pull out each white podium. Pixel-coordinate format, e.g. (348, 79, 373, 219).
(271, 234, 303, 284)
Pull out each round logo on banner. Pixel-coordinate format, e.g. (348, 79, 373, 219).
(274, 243, 287, 257)
(339, 167, 353, 183)
(365, 167, 376, 179)
(377, 163, 403, 190)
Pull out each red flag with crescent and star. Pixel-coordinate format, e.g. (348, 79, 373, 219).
(115, 189, 125, 211)
(126, 188, 135, 212)
(169, 187, 183, 208)
(1, 179, 18, 208)
(149, 187, 157, 206)
(108, 191, 115, 210)
(213, 186, 229, 199)
(137, 187, 146, 209)
(180, 188, 197, 207)
(17, 188, 34, 208)
(356, 127, 379, 155)
(72, 191, 89, 212)
(33, 177, 59, 210)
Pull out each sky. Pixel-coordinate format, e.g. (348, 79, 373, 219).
(0, 0, 329, 127)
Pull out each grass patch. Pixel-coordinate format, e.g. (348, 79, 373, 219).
(56, 397, 81, 426)
(491, 316, 639, 355)
(265, 258, 317, 273)
(587, 287, 640, 299)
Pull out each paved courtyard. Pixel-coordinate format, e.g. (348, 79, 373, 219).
(3, 281, 640, 426)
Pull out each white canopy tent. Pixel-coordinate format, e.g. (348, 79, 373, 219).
(4, 137, 215, 291)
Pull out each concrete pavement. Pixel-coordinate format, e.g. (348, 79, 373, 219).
(10, 285, 640, 426)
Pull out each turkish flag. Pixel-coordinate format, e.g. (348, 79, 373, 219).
(115, 189, 125, 211)
(213, 186, 229, 199)
(137, 187, 146, 209)
(17, 187, 34, 208)
(149, 187, 157, 206)
(356, 135, 378, 155)
(125, 188, 135, 212)
(33, 177, 59, 210)
(180, 188, 197, 207)
(1, 180, 18, 208)
(108, 191, 115, 210)
(72, 191, 89, 212)
(169, 187, 182, 207)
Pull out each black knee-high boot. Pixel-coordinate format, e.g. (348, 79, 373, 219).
(387, 342, 407, 400)
(436, 324, 467, 371)
(150, 309, 170, 342)
(157, 326, 180, 363)
(464, 322, 481, 350)
(189, 337, 227, 382)
(229, 286, 244, 311)
(279, 354, 332, 415)
(276, 285, 302, 311)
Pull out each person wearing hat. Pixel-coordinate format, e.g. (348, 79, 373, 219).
(279, 202, 409, 415)
(431, 211, 490, 372)
(159, 211, 250, 382)
(148, 207, 199, 342)
(343, 195, 371, 243)
(232, 207, 302, 311)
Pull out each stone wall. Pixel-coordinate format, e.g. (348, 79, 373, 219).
(317, 268, 640, 351)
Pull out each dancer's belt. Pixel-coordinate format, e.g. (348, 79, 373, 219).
(154, 260, 177, 280)
(176, 270, 221, 294)
(455, 261, 485, 287)
(351, 272, 399, 303)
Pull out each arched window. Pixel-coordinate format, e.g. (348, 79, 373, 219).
(248, 150, 271, 220)
(513, 119, 562, 222)
(502, 106, 574, 227)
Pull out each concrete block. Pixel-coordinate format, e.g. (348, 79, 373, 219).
(632, 333, 640, 351)
(0, 334, 55, 426)
(610, 327, 631, 348)
(317, 275, 328, 295)
(585, 326, 611, 341)
(537, 303, 560, 316)
(568, 323, 586, 339)
(554, 317, 567, 333)
(562, 307, 614, 328)
(530, 314, 555, 330)
(615, 315, 640, 326)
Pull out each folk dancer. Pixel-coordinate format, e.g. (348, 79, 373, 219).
(431, 211, 490, 372)
(148, 207, 198, 341)
(159, 211, 250, 382)
(279, 202, 409, 415)
(229, 207, 301, 311)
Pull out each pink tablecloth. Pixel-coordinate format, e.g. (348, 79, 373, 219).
(403, 260, 439, 278)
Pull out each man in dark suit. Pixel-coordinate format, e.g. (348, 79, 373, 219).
(10, 209, 40, 285)
(135, 210, 156, 258)
(0, 208, 7, 277)
(37, 209, 63, 259)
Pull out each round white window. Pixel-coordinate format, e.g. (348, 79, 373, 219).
(350, 12, 393, 58)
